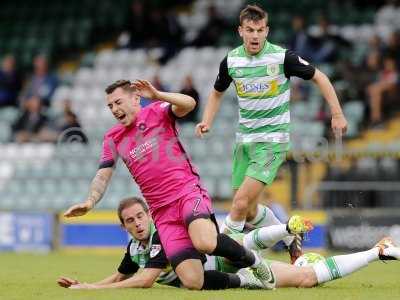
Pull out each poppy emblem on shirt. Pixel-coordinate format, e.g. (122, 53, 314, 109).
(138, 123, 146, 131)
(150, 244, 162, 258)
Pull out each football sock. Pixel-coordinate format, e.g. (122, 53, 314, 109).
(312, 249, 379, 284)
(202, 271, 240, 290)
(224, 214, 245, 233)
(243, 224, 289, 250)
(211, 233, 256, 268)
(248, 204, 293, 246)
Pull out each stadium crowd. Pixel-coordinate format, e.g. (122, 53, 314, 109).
(1, 0, 399, 146)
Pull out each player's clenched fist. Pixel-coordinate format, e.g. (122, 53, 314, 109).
(195, 122, 210, 138)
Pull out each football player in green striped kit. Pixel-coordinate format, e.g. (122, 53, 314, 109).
(196, 4, 348, 262)
(57, 197, 400, 290)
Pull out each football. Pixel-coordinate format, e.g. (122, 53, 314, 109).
(294, 252, 325, 267)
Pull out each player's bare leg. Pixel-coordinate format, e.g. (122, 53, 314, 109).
(272, 262, 317, 288)
(175, 259, 204, 290)
(224, 177, 265, 233)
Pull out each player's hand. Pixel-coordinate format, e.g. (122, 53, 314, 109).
(195, 122, 210, 138)
(63, 201, 94, 218)
(130, 80, 159, 99)
(57, 276, 80, 288)
(331, 113, 347, 139)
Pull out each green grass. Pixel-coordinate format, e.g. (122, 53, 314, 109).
(1, 251, 399, 300)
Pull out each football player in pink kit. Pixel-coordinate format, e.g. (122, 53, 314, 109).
(64, 79, 275, 290)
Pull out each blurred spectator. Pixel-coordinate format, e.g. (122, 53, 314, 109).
(288, 15, 313, 61)
(152, 74, 168, 91)
(147, 8, 184, 63)
(308, 15, 351, 63)
(121, 1, 184, 64)
(190, 5, 228, 47)
(0, 55, 22, 108)
(123, 0, 148, 48)
(178, 75, 200, 123)
(57, 99, 88, 144)
(20, 54, 58, 107)
(368, 34, 384, 54)
(384, 31, 400, 69)
(11, 96, 54, 143)
(367, 55, 399, 127)
(345, 50, 381, 102)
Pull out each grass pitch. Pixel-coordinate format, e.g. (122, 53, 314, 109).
(1, 250, 399, 300)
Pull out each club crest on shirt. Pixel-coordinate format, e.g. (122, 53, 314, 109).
(138, 123, 146, 131)
(150, 244, 162, 258)
(267, 64, 280, 76)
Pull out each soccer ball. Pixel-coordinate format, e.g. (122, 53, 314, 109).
(294, 252, 324, 267)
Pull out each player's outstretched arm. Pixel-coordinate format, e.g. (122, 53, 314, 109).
(58, 272, 130, 289)
(312, 69, 348, 138)
(131, 79, 196, 117)
(195, 88, 224, 138)
(69, 268, 162, 289)
(63, 167, 114, 218)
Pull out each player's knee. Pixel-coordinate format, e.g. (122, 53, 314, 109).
(179, 273, 203, 290)
(189, 219, 217, 253)
(192, 234, 217, 254)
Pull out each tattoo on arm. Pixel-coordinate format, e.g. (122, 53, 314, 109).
(87, 172, 111, 206)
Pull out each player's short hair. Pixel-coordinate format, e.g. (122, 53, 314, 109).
(117, 196, 149, 224)
(105, 79, 132, 94)
(239, 4, 268, 25)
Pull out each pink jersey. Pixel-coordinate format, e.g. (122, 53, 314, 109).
(99, 101, 202, 211)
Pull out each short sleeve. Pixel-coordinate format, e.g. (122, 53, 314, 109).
(214, 56, 233, 92)
(284, 50, 316, 80)
(145, 233, 169, 269)
(150, 101, 177, 121)
(118, 242, 140, 274)
(99, 133, 117, 169)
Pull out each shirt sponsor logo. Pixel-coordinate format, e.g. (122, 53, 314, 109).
(150, 244, 162, 258)
(236, 78, 279, 97)
(239, 82, 271, 93)
(129, 137, 158, 161)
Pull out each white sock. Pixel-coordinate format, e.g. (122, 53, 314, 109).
(243, 225, 289, 250)
(363, 248, 380, 263)
(224, 214, 245, 233)
(248, 204, 293, 246)
(383, 246, 400, 259)
(312, 249, 378, 284)
(250, 250, 262, 267)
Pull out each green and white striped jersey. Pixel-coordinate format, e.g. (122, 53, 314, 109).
(214, 41, 315, 144)
(118, 222, 179, 286)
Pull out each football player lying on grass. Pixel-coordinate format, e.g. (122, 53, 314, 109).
(57, 197, 400, 290)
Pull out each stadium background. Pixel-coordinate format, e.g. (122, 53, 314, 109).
(0, 0, 399, 279)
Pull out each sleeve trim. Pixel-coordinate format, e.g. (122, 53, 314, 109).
(99, 160, 115, 169)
